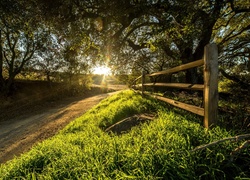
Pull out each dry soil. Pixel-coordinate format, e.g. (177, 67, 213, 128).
(0, 85, 126, 164)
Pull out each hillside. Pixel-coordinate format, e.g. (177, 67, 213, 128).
(0, 90, 249, 179)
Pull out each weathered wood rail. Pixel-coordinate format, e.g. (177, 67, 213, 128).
(131, 43, 218, 129)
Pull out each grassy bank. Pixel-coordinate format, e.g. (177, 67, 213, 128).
(0, 90, 249, 179)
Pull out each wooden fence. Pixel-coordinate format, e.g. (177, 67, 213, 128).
(131, 43, 218, 129)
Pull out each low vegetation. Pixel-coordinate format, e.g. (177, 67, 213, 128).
(0, 90, 249, 179)
(218, 80, 250, 133)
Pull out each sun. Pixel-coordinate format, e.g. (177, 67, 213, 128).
(93, 66, 111, 75)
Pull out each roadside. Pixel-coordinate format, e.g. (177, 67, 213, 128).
(0, 85, 127, 164)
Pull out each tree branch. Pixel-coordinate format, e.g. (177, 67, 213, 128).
(0, 30, 4, 83)
(127, 39, 148, 51)
(122, 22, 159, 44)
(213, 12, 236, 31)
(191, 134, 250, 152)
(3, 51, 10, 66)
(219, 68, 250, 88)
(230, 140, 250, 157)
(219, 24, 250, 46)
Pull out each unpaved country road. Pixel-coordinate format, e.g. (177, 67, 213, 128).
(0, 88, 124, 164)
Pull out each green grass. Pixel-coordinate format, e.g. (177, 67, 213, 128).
(0, 90, 249, 179)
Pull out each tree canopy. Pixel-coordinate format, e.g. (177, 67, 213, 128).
(0, 0, 249, 94)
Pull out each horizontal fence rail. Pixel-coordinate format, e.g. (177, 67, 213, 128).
(148, 59, 204, 76)
(150, 94, 205, 116)
(131, 43, 218, 129)
(141, 83, 204, 91)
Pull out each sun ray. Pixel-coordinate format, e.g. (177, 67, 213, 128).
(93, 66, 111, 75)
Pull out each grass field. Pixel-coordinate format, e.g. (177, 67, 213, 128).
(0, 90, 249, 179)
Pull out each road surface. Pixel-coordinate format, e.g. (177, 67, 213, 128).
(0, 87, 125, 164)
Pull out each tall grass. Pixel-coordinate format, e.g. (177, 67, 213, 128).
(0, 90, 249, 179)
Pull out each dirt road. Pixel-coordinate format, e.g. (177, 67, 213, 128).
(0, 87, 125, 164)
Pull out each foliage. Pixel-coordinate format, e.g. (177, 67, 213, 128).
(0, 90, 249, 179)
(218, 78, 250, 133)
(31, 31, 65, 83)
(214, 4, 250, 87)
(1, 0, 249, 95)
(0, 0, 50, 94)
(36, 0, 249, 84)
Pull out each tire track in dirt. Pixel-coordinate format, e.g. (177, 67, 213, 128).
(0, 91, 121, 164)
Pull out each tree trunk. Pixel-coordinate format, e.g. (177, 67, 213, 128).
(0, 79, 14, 96)
(185, 68, 198, 84)
(181, 48, 199, 84)
(0, 30, 5, 93)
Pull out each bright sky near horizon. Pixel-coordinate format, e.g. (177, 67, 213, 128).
(93, 66, 111, 75)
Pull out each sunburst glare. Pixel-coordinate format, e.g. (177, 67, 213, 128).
(93, 66, 111, 75)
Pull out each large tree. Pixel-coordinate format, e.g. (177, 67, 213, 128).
(8, 0, 249, 86)
(214, 5, 250, 87)
(47, 0, 248, 83)
(0, 0, 50, 94)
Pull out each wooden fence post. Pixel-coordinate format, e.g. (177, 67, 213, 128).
(204, 43, 218, 128)
(141, 70, 145, 95)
